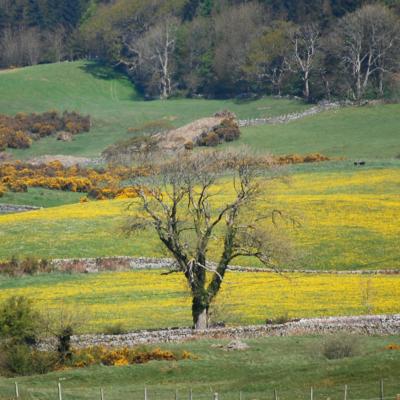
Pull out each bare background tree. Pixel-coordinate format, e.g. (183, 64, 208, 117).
(289, 24, 321, 101)
(334, 4, 400, 101)
(125, 150, 294, 329)
(129, 17, 179, 99)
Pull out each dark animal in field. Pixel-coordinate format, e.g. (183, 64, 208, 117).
(354, 161, 366, 166)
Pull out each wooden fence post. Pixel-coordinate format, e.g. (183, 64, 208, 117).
(239, 391, 242, 400)
(213, 393, 218, 400)
(380, 380, 384, 400)
(344, 385, 348, 400)
(58, 382, 62, 400)
(274, 389, 278, 400)
(14, 382, 19, 399)
(189, 388, 193, 400)
(100, 388, 104, 400)
(144, 386, 148, 400)
(310, 387, 314, 400)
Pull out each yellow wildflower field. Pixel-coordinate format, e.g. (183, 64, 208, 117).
(0, 167, 399, 269)
(0, 270, 398, 332)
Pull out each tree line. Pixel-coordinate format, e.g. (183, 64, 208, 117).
(1, 0, 400, 102)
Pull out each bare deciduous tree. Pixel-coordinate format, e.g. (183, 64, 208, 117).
(289, 24, 320, 101)
(125, 150, 294, 329)
(335, 4, 400, 101)
(127, 17, 179, 99)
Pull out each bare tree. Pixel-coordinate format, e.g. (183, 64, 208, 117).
(21, 28, 42, 66)
(0, 27, 43, 67)
(125, 150, 294, 329)
(0, 28, 21, 67)
(289, 24, 320, 101)
(129, 17, 179, 99)
(335, 4, 400, 101)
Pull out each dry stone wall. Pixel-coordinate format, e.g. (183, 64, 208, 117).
(38, 314, 400, 350)
(0, 204, 39, 214)
(48, 256, 400, 275)
(238, 102, 341, 127)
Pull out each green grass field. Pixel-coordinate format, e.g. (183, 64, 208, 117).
(1, 62, 399, 161)
(0, 336, 399, 400)
(236, 104, 400, 159)
(0, 188, 83, 208)
(0, 62, 309, 159)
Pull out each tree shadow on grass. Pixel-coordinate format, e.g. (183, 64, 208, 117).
(79, 61, 142, 101)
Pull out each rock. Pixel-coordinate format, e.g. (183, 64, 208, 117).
(223, 340, 250, 351)
(57, 131, 73, 142)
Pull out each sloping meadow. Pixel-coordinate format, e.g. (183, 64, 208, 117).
(0, 167, 399, 270)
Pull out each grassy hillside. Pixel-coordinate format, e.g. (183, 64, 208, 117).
(0, 168, 399, 270)
(0, 188, 83, 208)
(0, 62, 309, 159)
(236, 104, 400, 159)
(0, 270, 398, 332)
(1, 62, 399, 161)
(0, 336, 399, 400)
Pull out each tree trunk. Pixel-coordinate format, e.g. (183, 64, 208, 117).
(304, 72, 310, 101)
(192, 295, 209, 330)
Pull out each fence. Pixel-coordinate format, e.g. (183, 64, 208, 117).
(2, 380, 400, 400)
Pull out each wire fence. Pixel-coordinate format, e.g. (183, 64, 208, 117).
(1, 380, 400, 400)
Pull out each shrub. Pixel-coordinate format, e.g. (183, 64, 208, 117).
(0, 110, 91, 150)
(0, 343, 57, 376)
(184, 141, 194, 150)
(0, 257, 51, 276)
(214, 119, 241, 142)
(7, 131, 32, 149)
(321, 334, 359, 359)
(104, 323, 128, 335)
(266, 313, 291, 325)
(0, 296, 40, 345)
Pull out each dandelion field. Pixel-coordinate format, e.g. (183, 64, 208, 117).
(0, 167, 399, 270)
(0, 270, 398, 332)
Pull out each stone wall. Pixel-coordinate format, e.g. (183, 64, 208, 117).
(48, 256, 400, 275)
(38, 314, 399, 350)
(238, 102, 341, 127)
(0, 204, 40, 214)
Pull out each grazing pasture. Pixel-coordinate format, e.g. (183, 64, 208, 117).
(0, 335, 399, 400)
(0, 168, 399, 270)
(0, 62, 309, 159)
(0, 270, 399, 332)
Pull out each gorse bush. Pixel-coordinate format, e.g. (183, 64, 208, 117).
(0, 111, 91, 150)
(71, 346, 194, 368)
(0, 161, 147, 199)
(197, 118, 241, 147)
